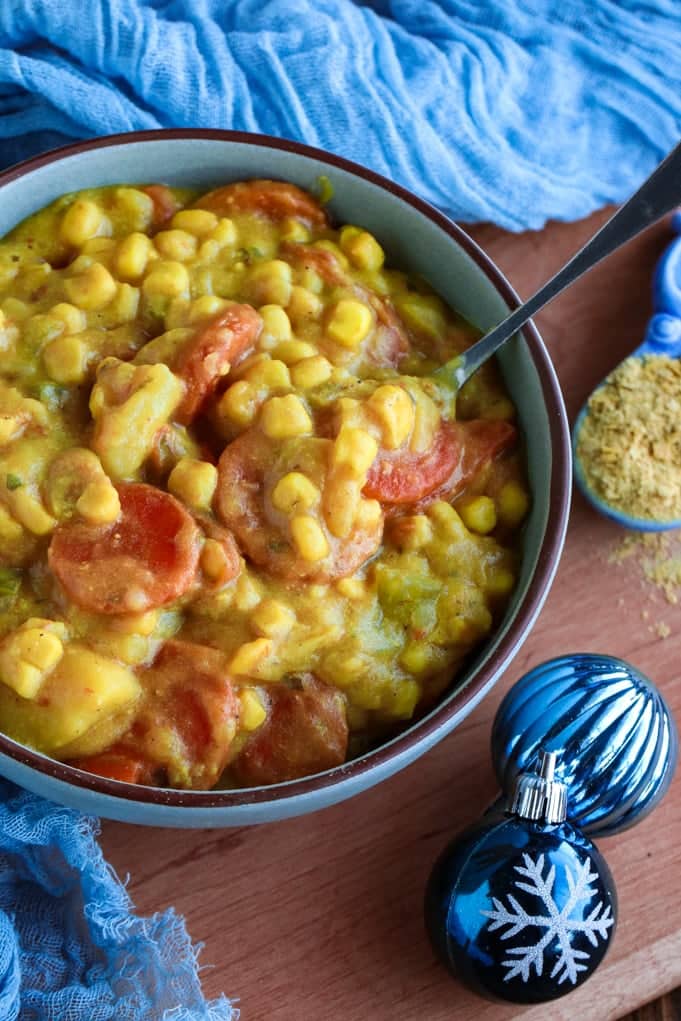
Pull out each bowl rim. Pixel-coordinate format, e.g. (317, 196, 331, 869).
(0, 128, 571, 808)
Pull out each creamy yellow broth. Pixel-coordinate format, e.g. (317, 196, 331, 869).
(0, 180, 529, 789)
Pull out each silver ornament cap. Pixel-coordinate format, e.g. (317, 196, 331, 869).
(510, 750, 568, 824)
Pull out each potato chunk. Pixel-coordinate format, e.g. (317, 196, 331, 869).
(90, 358, 184, 479)
(0, 645, 141, 754)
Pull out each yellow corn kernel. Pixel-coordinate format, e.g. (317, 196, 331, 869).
(384, 679, 420, 719)
(271, 471, 320, 514)
(76, 477, 121, 525)
(1, 298, 30, 322)
(287, 285, 323, 325)
(251, 598, 296, 638)
(108, 610, 158, 636)
(400, 642, 434, 675)
(486, 567, 516, 598)
(200, 539, 229, 582)
(290, 515, 329, 561)
(336, 577, 366, 600)
(459, 495, 497, 535)
(258, 304, 292, 347)
(326, 299, 373, 350)
(340, 226, 385, 272)
(109, 283, 140, 324)
(49, 302, 87, 335)
(10, 489, 56, 536)
(114, 187, 155, 229)
(246, 260, 292, 307)
(187, 295, 228, 323)
(115, 232, 153, 280)
(82, 237, 115, 256)
(234, 573, 261, 612)
(217, 380, 263, 428)
(68, 255, 94, 274)
(60, 199, 110, 247)
(154, 229, 198, 262)
(198, 239, 221, 262)
(428, 500, 467, 540)
(244, 358, 291, 390)
(168, 458, 218, 510)
(212, 218, 237, 246)
(22, 314, 65, 352)
(260, 394, 312, 439)
(143, 261, 190, 298)
(332, 427, 378, 477)
(0, 624, 65, 699)
(291, 355, 333, 390)
(323, 470, 362, 539)
(497, 481, 530, 528)
(64, 262, 117, 311)
(312, 240, 349, 269)
(297, 268, 324, 294)
(409, 388, 440, 453)
(367, 385, 414, 450)
(238, 688, 268, 731)
(396, 293, 447, 337)
(280, 217, 310, 242)
(271, 339, 317, 365)
(171, 208, 218, 237)
(42, 333, 88, 384)
(229, 637, 272, 676)
(394, 514, 433, 551)
(356, 498, 382, 529)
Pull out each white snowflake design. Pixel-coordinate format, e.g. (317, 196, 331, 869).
(481, 851, 614, 985)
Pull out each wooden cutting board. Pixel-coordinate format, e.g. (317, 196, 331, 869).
(100, 208, 681, 1021)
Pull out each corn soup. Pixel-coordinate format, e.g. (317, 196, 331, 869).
(0, 179, 529, 789)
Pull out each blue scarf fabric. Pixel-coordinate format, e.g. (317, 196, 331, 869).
(0, 1, 679, 230)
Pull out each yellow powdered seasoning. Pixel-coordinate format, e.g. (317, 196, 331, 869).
(577, 354, 681, 521)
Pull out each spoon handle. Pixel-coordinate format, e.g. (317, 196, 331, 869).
(439, 139, 681, 391)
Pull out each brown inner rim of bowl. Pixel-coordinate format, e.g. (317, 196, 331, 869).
(0, 129, 571, 808)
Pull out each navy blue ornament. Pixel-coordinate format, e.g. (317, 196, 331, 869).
(491, 654, 678, 837)
(425, 752, 617, 1003)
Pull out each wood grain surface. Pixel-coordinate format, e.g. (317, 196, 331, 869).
(100, 209, 681, 1021)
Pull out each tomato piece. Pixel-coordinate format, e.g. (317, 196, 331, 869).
(142, 184, 179, 227)
(364, 419, 516, 505)
(215, 430, 383, 582)
(134, 640, 240, 789)
(232, 676, 348, 786)
(174, 303, 262, 423)
(194, 180, 330, 227)
(48, 483, 202, 614)
(70, 748, 153, 784)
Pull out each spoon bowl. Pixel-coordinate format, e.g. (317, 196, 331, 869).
(572, 212, 681, 531)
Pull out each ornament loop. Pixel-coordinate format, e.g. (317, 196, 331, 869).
(510, 749, 568, 824)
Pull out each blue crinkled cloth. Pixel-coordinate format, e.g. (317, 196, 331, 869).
(0, 0, 680, 230)
(0, 781, 236, 1020)
(0, 1, 678, 1018)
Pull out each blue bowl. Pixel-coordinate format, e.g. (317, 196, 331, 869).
(0, 130, 571, 826)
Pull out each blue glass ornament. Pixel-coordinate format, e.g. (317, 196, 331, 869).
(425, 752, 617, 1003)
(491, 654, 678, 837)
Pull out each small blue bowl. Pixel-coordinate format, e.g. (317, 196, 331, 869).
(573, 212, 681, 531)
